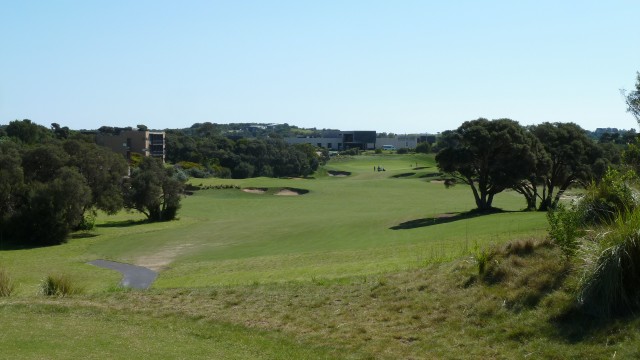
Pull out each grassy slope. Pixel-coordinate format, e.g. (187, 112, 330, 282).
(6, 153, 635, 359)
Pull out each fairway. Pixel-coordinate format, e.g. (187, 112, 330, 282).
(0, 153, 546, 293)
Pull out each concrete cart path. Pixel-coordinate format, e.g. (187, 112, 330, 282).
(89, 259, 158, 290)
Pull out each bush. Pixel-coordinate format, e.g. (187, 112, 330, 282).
(547, 169, 637, 257)
(340, 148, 360, 156)
(397, 148, 409, 154)
(547, 203, 583, 257)
(0, 268, 15, 297)
(39, 274, 82, 297)
(579, 209, 640, 318)
(415, 142, 431, 154)
(75, 211, 96, 231)
(578, 170, 637, 225)
(374, 148, 382, 154)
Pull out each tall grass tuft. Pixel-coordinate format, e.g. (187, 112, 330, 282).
(0, 267, 15, 297)
(579, 209, 640, 318)
(39, 274, 82, 297)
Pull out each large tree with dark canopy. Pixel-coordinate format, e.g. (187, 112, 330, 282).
(530, 122, 601, 211)
(436, 118, 536, 211)
(124, 157, 185, 221)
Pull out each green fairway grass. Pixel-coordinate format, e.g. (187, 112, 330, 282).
(1, 153, 546, 293)
(3, 153, 640, 359)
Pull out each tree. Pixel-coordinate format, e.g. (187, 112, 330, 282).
(0, 142, 25, 239)
(124, 157, 185, 221)
(531, 122, 601, 211)
(63, 139, 129, 214)
(435, 118, 536, 211)
(12, 167, 92, 246)
(415, 141, 431, 154)
(623, 72, 640, 124)
(510, 131, 551, 210)
(5, 119, 51, 145)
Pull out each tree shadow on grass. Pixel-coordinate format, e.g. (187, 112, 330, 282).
(549, 305, 628, 344)
(390, 208, 512, 230)
(96, 219, 147, 228)
(70, 232, 99, 239)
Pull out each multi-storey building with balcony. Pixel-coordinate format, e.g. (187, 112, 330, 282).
(96, 130, 165, 162)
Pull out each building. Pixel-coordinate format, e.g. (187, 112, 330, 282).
(376, 135, 419, 149)
(96, 130, 165, 162)
(285, 131, 376, 151)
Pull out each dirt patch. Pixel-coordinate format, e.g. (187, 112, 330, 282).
(136, 243, 194, 272)
(328, 170, 351, 177)
(242, 187, 268, 194)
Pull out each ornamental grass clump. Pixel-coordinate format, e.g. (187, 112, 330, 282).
(39, 274, 82, 297)
(578, 209, 640, 318)
(0, 267, 15, 297)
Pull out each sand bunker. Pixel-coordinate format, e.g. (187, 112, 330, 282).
(242, 187, 268, 194)
(242, 187, 309, 196)
(275, 189, 299, 196)
(328, 170, 351, 177)
(275, 187, 309, 196)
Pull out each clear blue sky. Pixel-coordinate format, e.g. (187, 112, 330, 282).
(1, 1, 639, 133)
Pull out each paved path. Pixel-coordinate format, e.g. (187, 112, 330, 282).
(89, 259, 158, 289)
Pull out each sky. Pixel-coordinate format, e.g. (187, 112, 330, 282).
(1, 1, 639, 134)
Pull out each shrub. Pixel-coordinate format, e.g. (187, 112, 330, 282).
(374, 148, 382, 154)
(415, 142, 431, 154)
(75, 211, 96, 231)
(39, 274, 82, 297)
(0, 268, 15, 297)
(547, 203, 583, 257)
(578, 209, 640, 318)
(397, 148, 409, 154)
(578, 169, 637, 225)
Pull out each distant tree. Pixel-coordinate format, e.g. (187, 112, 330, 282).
(124, 157, 185, 221)
(436, 118, 536, 211)
(531, 122, 602, 211)
(623, 72, 640, 124)
(51, 123, 70, 139)
(137, 124, 148, 131)
(6, 119, 51, 145)
(415, 141, 431, 154)
(63, 139, 129, 214)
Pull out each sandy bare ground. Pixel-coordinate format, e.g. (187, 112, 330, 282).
(136, 243, 194, 272)
(275, 189, 299, 196)
(242, 188, 267, 194)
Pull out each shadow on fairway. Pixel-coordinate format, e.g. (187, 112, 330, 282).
(390, 209, 509, 230)
(96, 219, 147, 228)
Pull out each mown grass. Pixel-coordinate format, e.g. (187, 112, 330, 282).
(0, 302, 337, 359)
(4, 239, 640, 359)
(7, 153, 617, 358)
